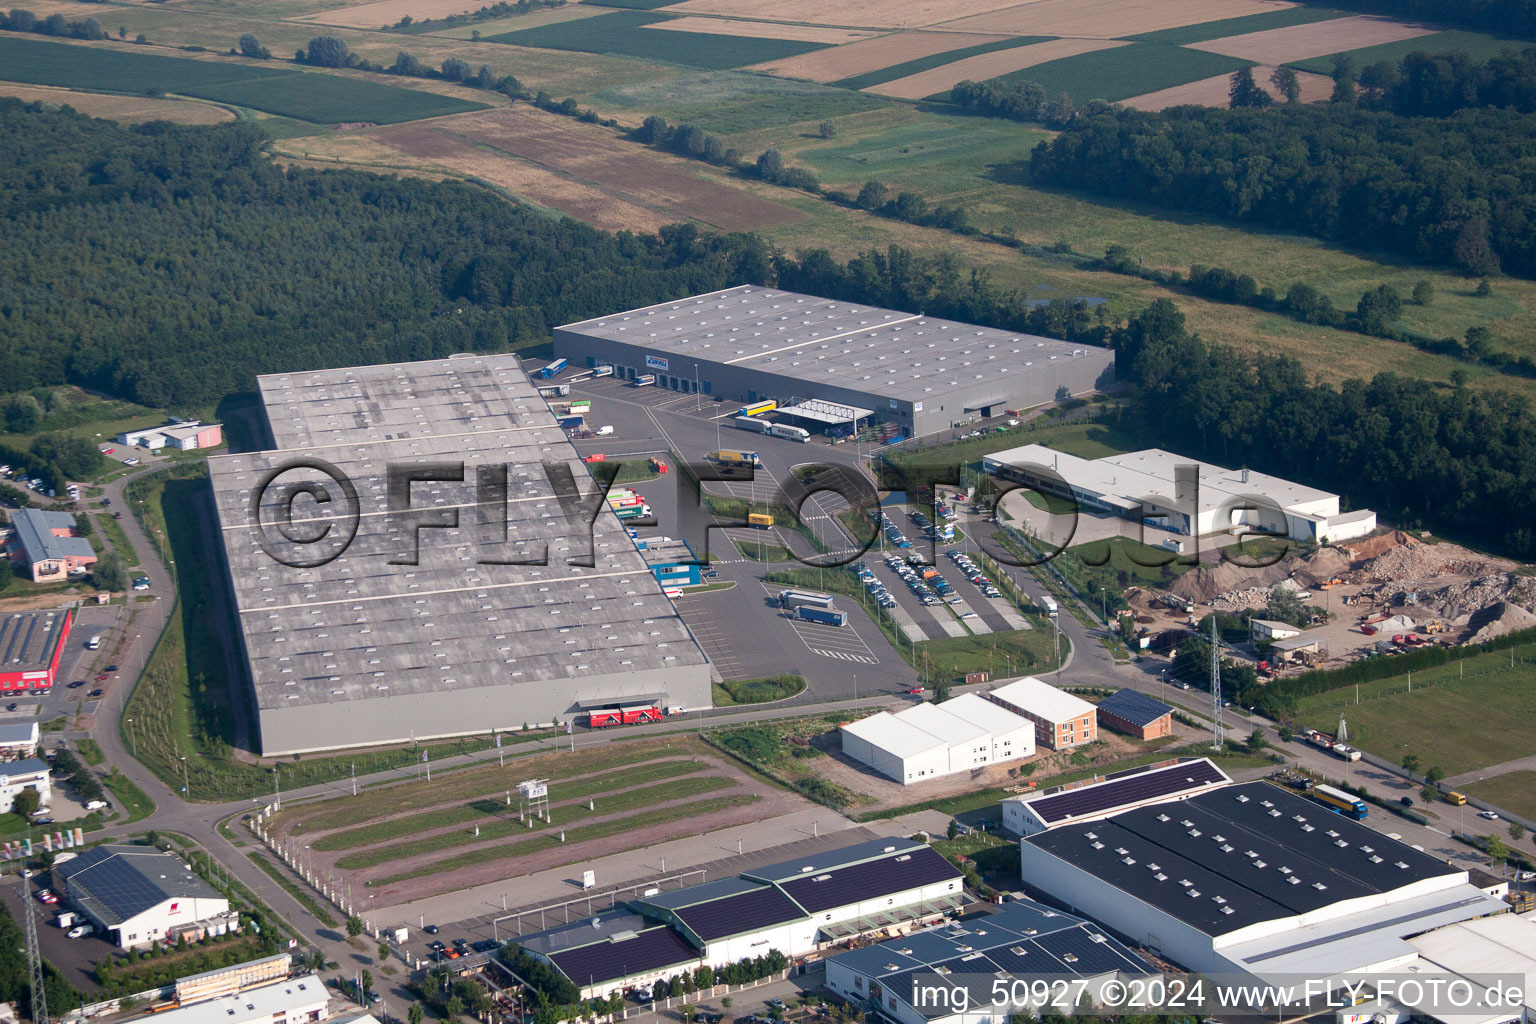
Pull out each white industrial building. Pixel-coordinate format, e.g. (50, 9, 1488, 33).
(825, 899, 1156, 1024)
(1018, 781, 1507, 992)
(0, 757, 50, 813)
(1002, 757, 1230, 837)
(128, 975, 329, 1024)
(54, 845, 238, 949)
(983, 444, 1377, 544)
(985, 676, 1097, 750)
(840, 693, 1035, 784)
(519, 837, 965, 999)
(0, 722, 39, 760)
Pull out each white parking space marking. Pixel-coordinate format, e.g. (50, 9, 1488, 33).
(760, 583, 880, 664)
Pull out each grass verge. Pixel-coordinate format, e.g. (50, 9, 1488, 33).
(105, 768, 156, 824)
(247, 851, 340, 928)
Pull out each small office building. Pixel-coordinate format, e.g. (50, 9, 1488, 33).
(55, 845, 238, 949)
(985, 677, 1096, 750)
(1093, 689, 1174, 740)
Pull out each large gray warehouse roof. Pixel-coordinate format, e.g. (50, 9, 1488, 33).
(207, 355, 707, 749)
(557, 285, 1102, 404)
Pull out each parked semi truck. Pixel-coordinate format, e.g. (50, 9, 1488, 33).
(535, 358, 567, 379)
(634, 375, 655, 387)
(796, 605, 848, 627)
(707, 450, 762, 468)
(1040, 595, 1059, 617)
(768, 423, 810, 442)
(734, 416, 771, 434)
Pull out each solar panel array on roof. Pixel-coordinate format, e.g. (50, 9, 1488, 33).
(635, 877, 762, 911)
(674, 886, 807, 941)
(779, 845, 959, 914)
(1024, 782, 1464, 937)
(547, 926, 700, 987)
(1094, 689, 1174, 728)
(1024, 759, 1228, 826)
(57, 846, 222, 927)
(745, 837, 927, 883)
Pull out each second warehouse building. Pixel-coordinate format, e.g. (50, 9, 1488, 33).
(554, 286, 1115, 438)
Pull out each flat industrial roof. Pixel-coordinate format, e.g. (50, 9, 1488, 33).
(140, 976, 326, 1024)
(841, 711, 947, 760)
(558, 285, 1105, 405)
(985, 444, 1338, 514)
(1412, 914, 1536, 1009)
(1025, 782, 1462, 937)
(988, 676, 1095, 722)
(207, 355, 707, 713)
(899, 700, 991, 747)
(1012, 758, 1229, 829)
(776, 399, 874, 425)
(745, 836, 930, 884)
(0, 608, 70, 676)
(57, 845, 224, 927)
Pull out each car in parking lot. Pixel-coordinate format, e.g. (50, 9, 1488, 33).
(68, 680, 85, 688)
(102, 448, 115, 454)
(36, 890, 57, 904)
(88, 688, 104, 698)
(423, 924, 440, 934)
(113, 511, 123, 519)
(123, 457, 140, 466)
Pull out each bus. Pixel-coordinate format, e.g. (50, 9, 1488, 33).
(739, 400, 777, 417)
(747, 513, 774, 527)
(1310, 783, 1368, 820)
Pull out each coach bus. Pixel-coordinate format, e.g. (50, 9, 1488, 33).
(1310, 783, 1368, 820)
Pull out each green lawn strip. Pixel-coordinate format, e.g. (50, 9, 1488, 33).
(372, 793, 759, 884)
(914, 628, 1063, 686)
(337, 774, 735, 869)
(104, 769, 156, 823)
(486, 10, 829, 70)
(1294, 647, 1536, 776)
(76, 738, 106, 765)
(284, 740, 694, 834)
(247, 851, 339, 928)
(313, 758, 708, 851)
(579, 0, 674, 7)
(832, 36, 1051, 91)
(0, 35, 297, 93)
(179, 73, 488, 124)
(1287, 29, 1528, 74)
(94, 513, 141, 570)
(1462, 771, 1536, 823)
(712, 674, 806, 707)
(974, 42, 1253, 105)
(705, 494, 828, 554)
(1128, 6, 1348, 44)
(734, 539, 794, 562)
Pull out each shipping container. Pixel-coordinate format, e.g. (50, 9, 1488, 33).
(778, 590, 835, 610)
(796, 605, 848, 627)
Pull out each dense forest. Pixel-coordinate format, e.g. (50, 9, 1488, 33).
(1112, 299, 1536, 557)
(4, 100, 1536, 556)
(1357, 46, 1536, 115)
(1028, 103, 1536, 275)
(1299, 0, 1536, 38)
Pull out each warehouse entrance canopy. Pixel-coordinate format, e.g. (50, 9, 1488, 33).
(776, 399, 874, 425)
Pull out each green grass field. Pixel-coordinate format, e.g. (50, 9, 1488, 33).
(832, 36, 1051, 91)
(982, 41, 1253, 104)
(1288, 29, 1529, 74)
(0, 36, 296, 93)
(1295, 645, 1536, 776)
(1463, 772, 1536, 824)
(181, 73, 487, 124)
(914, 628, 1061, 685)
(593, 71, 890, 136)
(580, 0, 676, 7)
(1130, 6, 1348, 44)
(489, 11, 831, 70)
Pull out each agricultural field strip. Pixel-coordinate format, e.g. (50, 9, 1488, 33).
(830, 35, 1051, 91)
(750, 30, 1012, 83)
(936, 0, 1300, 38)
(658, 0, 1034, 32)
(986, 41, 1253, 104)
(294, 0, 519, 26)
(282, 740, 695, 833)
(311, 757, 709, 851)
(1127, 5, 1350, 44)
(642, 17, 879, 43)
(372, 793, 760, 884)
(0, 84, 236, 123)
(867, 37, 1130, 100)
(1184, 15, 1438, 64)
(1286, 29, 1528, 74)
(486, 10, 833, 70)
(335, 774, 736, 869)
(1121, 64, 1333, 110)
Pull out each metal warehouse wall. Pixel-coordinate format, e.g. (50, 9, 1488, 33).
(255, 663, 712, 755)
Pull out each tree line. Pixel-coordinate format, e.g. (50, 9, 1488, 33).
(1113, 298, 1536, 559)
(1028, 102, 1536, 276)
(1342, 45, 1536, 116)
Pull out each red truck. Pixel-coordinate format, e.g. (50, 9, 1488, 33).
(587, 705, 662, 728)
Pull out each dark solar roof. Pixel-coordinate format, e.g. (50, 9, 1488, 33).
(849, 901, 1155, 1020)
(515, 911, 653, 956)
(1023, 758, 1228, 826)
(673, 886, 807, 941)
(56, 846, 223, 927)
(1024, 782, 1461, 937)
(636, 877, 763, 911)
(548, 926, 700, 987)
(1095, 689, 1174, 728)
(745, 836, 927, 883)
(777, 845, 960, 913)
